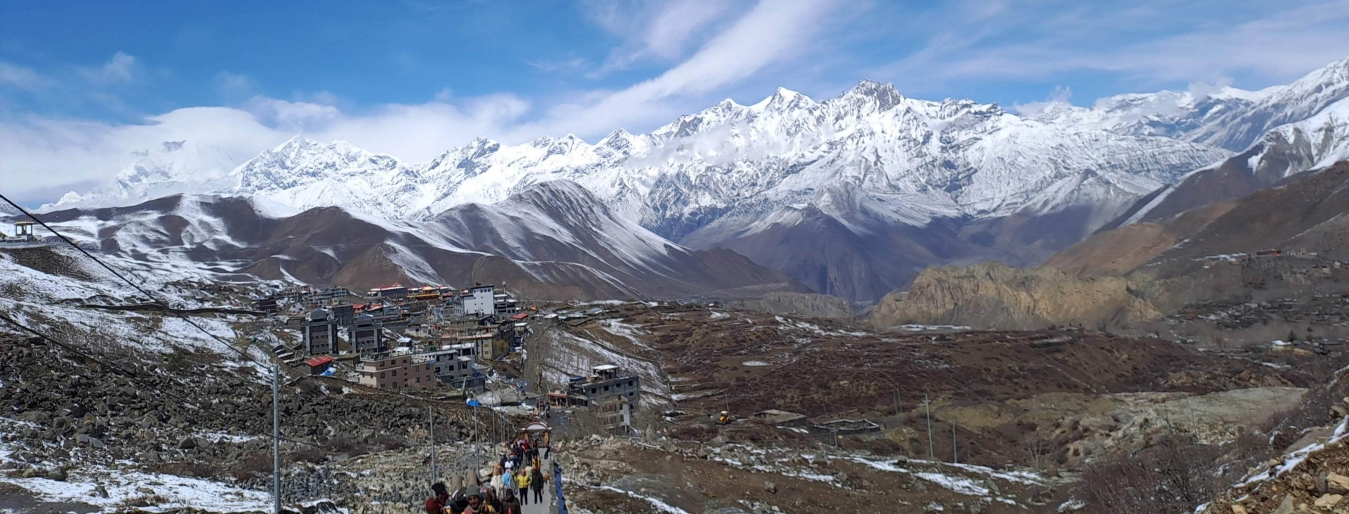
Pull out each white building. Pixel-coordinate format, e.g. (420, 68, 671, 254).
(461, 285, 496, 317)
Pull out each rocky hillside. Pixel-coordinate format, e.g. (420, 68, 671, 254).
(869, 263, 1160, 330)
(719, 291, 856, 319)
(876, 161, 1349, 331)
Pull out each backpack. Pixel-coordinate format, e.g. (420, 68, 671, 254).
(531, 469, 544, 488)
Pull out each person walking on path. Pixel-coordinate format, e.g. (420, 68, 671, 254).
(516, 469, 531, 506)
(501, 490, 522, 514)
(529, 465, 545, 505)
(501, 466, 516, 497)
(490, 464, 504, 495)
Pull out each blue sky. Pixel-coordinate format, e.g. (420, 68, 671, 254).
(4, 0, 1349, 205)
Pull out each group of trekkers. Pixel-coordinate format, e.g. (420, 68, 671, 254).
(425, 434, 552, 514)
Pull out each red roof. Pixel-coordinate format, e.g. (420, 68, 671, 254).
(510, 312, 529, 320)
(305, 355, 334, 367)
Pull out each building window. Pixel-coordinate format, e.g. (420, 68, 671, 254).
(628, 381, 634, 387)
(604, 386, 610, 392)
(591, 388, 597, 394)
(416, 377, 421, 383)
(380, 372, 385, 379)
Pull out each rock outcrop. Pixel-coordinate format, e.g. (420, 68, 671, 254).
(870, 262, 1161, 330)
(721, 292, 855, 319)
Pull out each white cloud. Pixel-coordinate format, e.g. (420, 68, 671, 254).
(1, 0, 841, 205)
(0, 62, 51, 90)
(0, 108, 289, 205)
(80, 52, 138, 84)
(213, 71, 257, 98)
(585, 0, 741, 74)
(1012, 85, 1073, 116)
(526, 0, 839, 138)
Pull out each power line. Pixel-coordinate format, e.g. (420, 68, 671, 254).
(0, 193, 269, 368)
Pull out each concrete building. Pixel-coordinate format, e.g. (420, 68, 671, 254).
(568, 364, 641, 432)
(422, 346, 483, 391)
(493, 293, 520, 316)
(301, 308, 340, 356)
(460, 285, 495, 317)
(346, 314, 385, 355)
(330, 304, 355, 326)
(357, 351, 435, 391)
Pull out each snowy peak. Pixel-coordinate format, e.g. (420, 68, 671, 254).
(754, 87, 815, 112)
(839, 80, 904, 111)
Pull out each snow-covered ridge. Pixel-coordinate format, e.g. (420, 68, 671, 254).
(43, 56, 1349, 250)
(47, 81, 1234, 239)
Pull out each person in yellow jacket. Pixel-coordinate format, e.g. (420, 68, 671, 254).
(515, 469, 531, 507)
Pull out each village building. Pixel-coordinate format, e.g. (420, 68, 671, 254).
(300, 286, 348, 308)
(305, 355, 335, 375)
(494, 293, 521, 315)
(0, 221, 39, 244)
(439, 315, 503, 358)
(357, 351, 435, 391)
(330, 303, 355, 326)
(459, 285, 496, 317)
(252, 296, 278, 314)
(566, 364, 641, 433)
(301, 308, 340, 356)
(405, 286, 441, 302)
(346, 314, 386, 355)
(367, 285, 409, 301)
(421, 344, 484, 391)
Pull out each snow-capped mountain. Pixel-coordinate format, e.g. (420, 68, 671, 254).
(44, 55, 1349, 301)
(1024, 87, 1273, 145)
(1026, 57, 1349, 153)
(1097, 59, 1349, 227)
(50, 140, 249, 210)
(36, 183, 800, 300)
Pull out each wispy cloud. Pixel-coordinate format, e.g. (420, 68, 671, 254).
(529, 0, 841, 137)
(583, 0, 744, 75)
(875, 0, 1349, 94)
(79, 51, 138, 84)
(0, 62, 51, 91)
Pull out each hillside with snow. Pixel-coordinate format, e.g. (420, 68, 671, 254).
(33, 183, 801, 301)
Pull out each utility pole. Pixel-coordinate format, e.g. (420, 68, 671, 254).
(429, 406, 437, 482)
(924, 394, 933, 461)
(272, 362, 280, 514)
(473, 396, 479, 475)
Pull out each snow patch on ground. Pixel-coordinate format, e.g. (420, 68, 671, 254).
(0, 467, 271, 513)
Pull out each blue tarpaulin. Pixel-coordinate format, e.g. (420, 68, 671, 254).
(553, 462, 568, 514)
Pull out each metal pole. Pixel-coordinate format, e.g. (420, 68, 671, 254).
(473, 400, 479, 475)
(429, 406, 437, 482)
(272, 362, 281, 514)
(924, 394, 933, 460)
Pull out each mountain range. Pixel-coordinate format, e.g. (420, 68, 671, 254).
(36, 181, 802, 301)
(40, 56, 1349, 302)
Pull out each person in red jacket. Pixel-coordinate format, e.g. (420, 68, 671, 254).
(425, 482, 449, 514)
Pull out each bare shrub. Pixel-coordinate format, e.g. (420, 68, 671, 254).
(1080, 434, 1221, 514)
